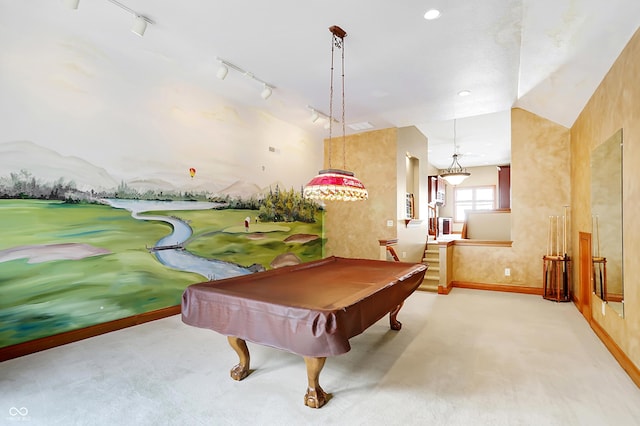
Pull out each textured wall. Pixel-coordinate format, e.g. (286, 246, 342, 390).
(571, 26, 640, 370)
(324, 128, 398, 259)
(396, 126, 430, 263)
(452, 109, 570, 287)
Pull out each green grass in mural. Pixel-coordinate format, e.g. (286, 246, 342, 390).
(151, 208, 325, 269)
(0, 200, 324, 348)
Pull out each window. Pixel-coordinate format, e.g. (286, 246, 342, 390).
(454, 186, 496, 222)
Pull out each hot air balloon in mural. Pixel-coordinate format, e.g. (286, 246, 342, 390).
(189, 167, 196, 178)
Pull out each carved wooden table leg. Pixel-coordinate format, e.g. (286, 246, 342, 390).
(303, 356, 327, 408)
(389, 302, 404, 330)
(227, 336, 250, 381)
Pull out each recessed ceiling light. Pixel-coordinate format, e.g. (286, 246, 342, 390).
(424, 9, 441, 20)
(458, 90, 471, 97)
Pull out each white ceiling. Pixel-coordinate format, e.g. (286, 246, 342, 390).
(2, 0, 639, 169)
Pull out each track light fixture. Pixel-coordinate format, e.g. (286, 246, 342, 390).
(215, 57, 276, 100)
(105, 0, 153, 36)
(65, 0, 153, 36)
(131, 15, 148, 36)
(261, 84, 272, 100)
(306, 105, 338, 125)
(216, 64, 229, 80)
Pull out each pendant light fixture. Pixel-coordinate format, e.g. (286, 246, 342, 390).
(303, 26, 368, 202)
(440, 118, 470, 186)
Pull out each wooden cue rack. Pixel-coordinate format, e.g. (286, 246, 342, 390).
(543, 210, 571, 302)
(543, 255, 571, 302)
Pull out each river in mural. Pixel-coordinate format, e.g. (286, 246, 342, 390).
(103, 199, 252, 280)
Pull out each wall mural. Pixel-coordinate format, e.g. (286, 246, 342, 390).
(0, 140, 324, 349)
(0, 7, 326, 350)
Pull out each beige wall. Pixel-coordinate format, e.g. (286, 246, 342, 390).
(324, 128, 398, 259)
(452, 109, 570, 287)
(396, 126, 430, 263)
(571, 27, 640, 370)
(324, 126, 430, 262)
(323, 109, 571, 289)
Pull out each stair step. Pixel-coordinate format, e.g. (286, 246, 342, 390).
(418, 278, 439, 292)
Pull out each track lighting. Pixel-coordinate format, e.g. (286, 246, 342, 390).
(131, 15, 148, 37)
(216, 64, 229, 80)
(306, 105, 338, 125)
(65, 0, 153, 36)
(65, 0, 80, 9)
(261, 84, 272, 100)
(215, 57, 276, 100)
(105, 0, 153, 37)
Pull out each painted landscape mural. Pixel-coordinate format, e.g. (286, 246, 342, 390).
(0, 143, 324, 349)
(0, 4, 327, 350)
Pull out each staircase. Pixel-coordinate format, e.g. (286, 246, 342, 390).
(419, 241, 440, 292)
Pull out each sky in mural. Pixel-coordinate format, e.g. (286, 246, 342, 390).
(0, 5, 322, 196)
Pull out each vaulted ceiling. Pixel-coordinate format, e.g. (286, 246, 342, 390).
(2, 1, 639, 168)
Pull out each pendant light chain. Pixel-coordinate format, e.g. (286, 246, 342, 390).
(328, 33, 335, 169)
(341, 35, 346, 170)
(453, 119, 457, 154)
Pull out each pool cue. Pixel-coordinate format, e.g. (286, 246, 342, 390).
(595, 215, 601, 258)
(563, 206, 568, 257)
(596, 215, 604, 299)
(547, 216, 551, 257)
(556, 215, 560, 256)
(562, 207, 568, 299)
(545, 215, 552, 296)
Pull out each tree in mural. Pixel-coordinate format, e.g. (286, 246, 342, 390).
(0, 170, 319, 223)
(0, 169, 79, 201)
(258, 185, 318, 223)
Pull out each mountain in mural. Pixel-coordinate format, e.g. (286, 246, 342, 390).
(125, 178, 179, 193)
(0, 140, 119, 192)
(216, 180, 263, 199)
(0, 141, 293, 199)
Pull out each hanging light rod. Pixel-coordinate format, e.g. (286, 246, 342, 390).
(439, 118, 470, 186)
(215, 57, 276, 99)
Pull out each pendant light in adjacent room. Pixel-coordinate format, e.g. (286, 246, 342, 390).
(440, 119, 470, 186)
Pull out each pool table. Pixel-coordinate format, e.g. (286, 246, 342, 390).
(181, 256, 428, 408)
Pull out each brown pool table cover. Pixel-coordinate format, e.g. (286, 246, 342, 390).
(181, 256, 427, 357)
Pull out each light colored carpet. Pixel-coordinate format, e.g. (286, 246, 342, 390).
(2, 288, 640, 425)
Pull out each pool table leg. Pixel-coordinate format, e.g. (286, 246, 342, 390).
(303, 356, 327, 408)
(389, 302, 404, 330)
(227, 336, 250, 381)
